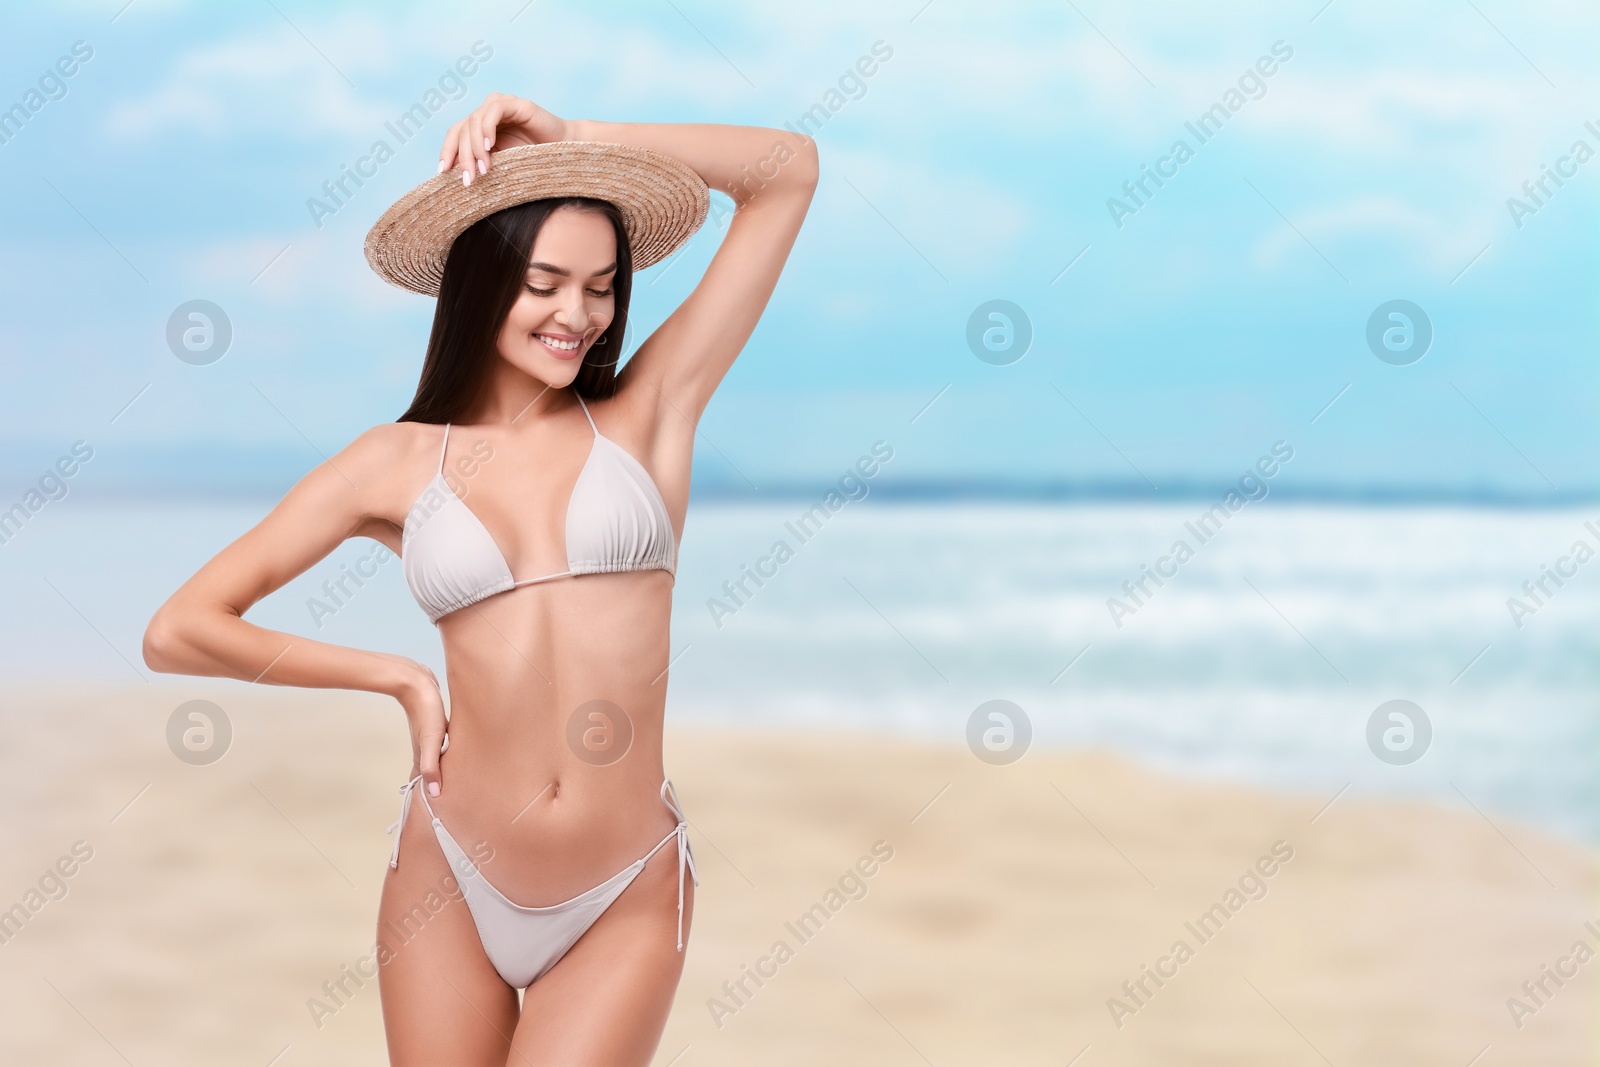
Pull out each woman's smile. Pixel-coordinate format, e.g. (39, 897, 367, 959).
(534, 331, 585, 360)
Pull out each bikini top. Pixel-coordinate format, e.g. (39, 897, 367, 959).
(401, 394, 676, 624)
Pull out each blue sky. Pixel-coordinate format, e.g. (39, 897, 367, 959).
(1, 0, 1596, 500)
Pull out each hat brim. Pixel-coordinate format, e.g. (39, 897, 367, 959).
(363, 141, 709, 296)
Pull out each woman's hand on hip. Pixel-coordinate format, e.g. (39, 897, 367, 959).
(440, 93, 569, 186)
(393, 660, 449, 797)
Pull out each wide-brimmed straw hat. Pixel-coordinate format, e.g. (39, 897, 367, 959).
(364, 141, 709, 296)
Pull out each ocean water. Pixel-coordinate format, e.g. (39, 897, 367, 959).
(3, 498, 1595, 844)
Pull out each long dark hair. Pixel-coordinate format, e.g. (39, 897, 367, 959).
(397, 196, 633, 424)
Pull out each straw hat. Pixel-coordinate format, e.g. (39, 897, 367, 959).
(364, 141, 709, 296)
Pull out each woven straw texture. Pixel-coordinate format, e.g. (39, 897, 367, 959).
(364, 141, 709, 296)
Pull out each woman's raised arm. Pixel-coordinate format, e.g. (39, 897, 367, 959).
(439, 94, 820, 427)
(568, 114, 818, 426)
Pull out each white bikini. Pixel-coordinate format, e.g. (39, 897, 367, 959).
(401, 393, 676, 623)
(386, 392, 698, 988)
(388, 773, 698, 987)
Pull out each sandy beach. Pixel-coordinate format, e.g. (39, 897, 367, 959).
(2, 681, 1593, 1065)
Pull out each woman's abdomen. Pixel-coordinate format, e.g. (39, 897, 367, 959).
(423, 570, 681, 905)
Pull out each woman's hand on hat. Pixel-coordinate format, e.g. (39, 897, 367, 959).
(439, 93, 569, 188)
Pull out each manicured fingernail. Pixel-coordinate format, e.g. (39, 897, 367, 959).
(462, 168, 471, 187)
(483, 136, 492, 151)
(428, 781, 440, 797)
(437, 159, 447, 174)
(477, 157, 487, 175)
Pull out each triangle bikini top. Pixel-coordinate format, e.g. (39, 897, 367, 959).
(401, 393, 676, 624)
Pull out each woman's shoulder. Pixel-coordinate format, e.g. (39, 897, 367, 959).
(343, 419, 441, 458)
(311, 421, 446, 531)
(329, 420, 445, 491)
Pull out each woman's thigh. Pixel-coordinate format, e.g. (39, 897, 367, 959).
(512, 842, 696, 1065)
(376, 793, 520, 1066)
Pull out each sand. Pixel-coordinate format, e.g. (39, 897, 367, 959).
(1, 682, 1593, 1065)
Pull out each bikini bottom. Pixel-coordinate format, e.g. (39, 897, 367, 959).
(387, 774, 699, 988)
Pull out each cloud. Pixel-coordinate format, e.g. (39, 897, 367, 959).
(1247, 191, 1493, 276)
(178, 228, 427, 318)
(103, 8, 486, 142)
(813, 141, 1031, 279)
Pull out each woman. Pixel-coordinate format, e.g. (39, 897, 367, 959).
(142, 93, 818, 1064)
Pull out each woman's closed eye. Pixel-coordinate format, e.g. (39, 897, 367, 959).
(525, 284, 613, 297)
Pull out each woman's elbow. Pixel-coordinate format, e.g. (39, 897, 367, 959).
(142, 606, 191, 674)
(792, 134, 820, 186)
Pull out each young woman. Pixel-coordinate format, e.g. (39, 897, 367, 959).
(142, 93, 818, 1064)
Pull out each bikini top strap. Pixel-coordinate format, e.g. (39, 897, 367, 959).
(574, 394, 598, 436)
(437, 423, 451, 475)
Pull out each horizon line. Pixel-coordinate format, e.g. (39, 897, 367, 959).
(36, 478, 1600, 509)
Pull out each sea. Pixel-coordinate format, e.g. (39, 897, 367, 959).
(3, 497, 1595, 845)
